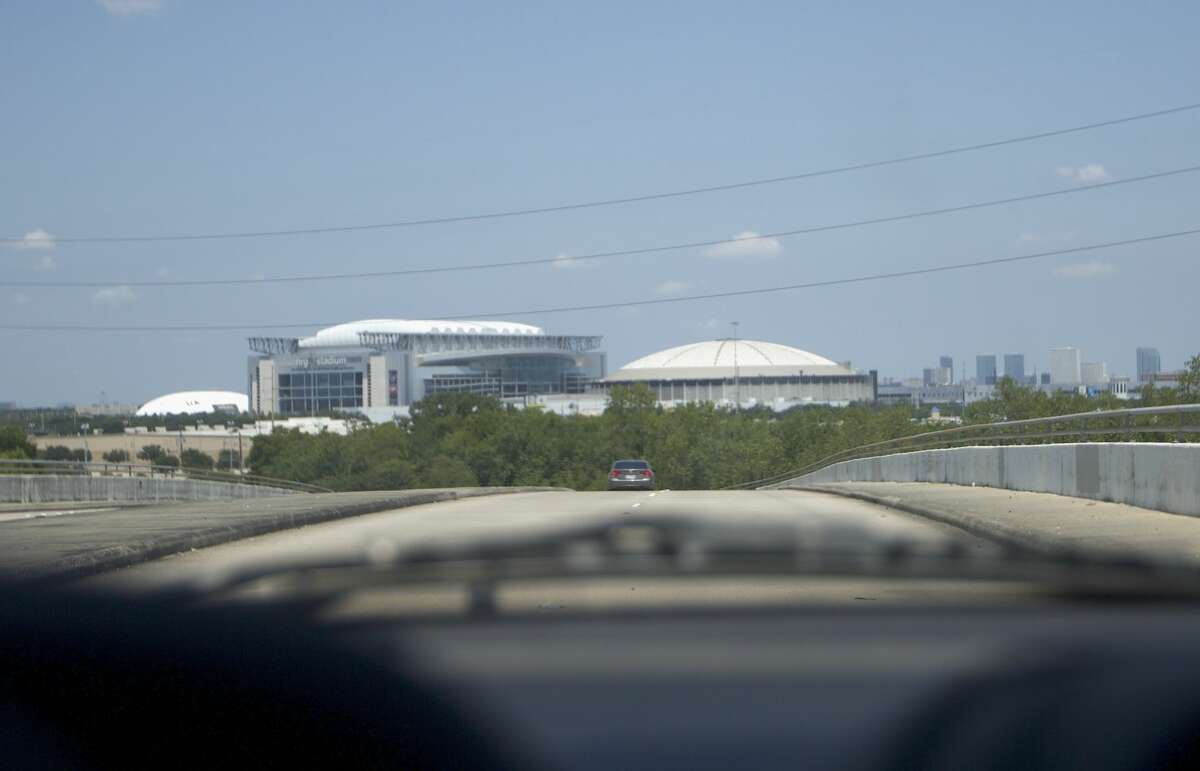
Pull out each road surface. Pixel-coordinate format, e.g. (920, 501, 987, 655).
(90, 489, 997, 597)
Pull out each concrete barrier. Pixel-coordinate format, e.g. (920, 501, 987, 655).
(779, 443, 1200, 517)
(0, 474, 294, 504)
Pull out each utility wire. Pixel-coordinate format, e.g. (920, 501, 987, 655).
(4, 101, 1199, 246)
(6, 164, 1199, 288)
(3, 226, 1197, 332)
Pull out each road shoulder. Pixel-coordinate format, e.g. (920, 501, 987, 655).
(0, 487, 563, 583)
(789, 482, 1200, 566)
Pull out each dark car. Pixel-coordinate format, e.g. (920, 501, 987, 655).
(607, 459, 655, 491)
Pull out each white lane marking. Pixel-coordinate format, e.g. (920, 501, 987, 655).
(631, 502, 641, 508)
(648, 493, 657, 498)
(0, 507, 118, 523)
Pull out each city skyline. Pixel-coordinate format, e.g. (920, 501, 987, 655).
(1, 336, 1185, 409)
(900, 343, 1168, 387)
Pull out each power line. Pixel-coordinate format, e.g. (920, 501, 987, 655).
(3, 226, 1197, 332)
(6, 163, 1199, 288)
(475, 227, 1200, 318)
(4, 101, 1199, 246)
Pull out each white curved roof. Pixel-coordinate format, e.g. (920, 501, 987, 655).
(136, 390, 249, 416)
(607, 339, 851, 381)
(298, 319, 544, 349)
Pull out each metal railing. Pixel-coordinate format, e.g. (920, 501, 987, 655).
(0, 458, 331, 494)
(729, 403, 1200, 490)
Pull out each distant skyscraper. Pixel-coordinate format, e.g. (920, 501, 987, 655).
(1081, 362, 1109, 386)
(923, 367, 952, 387)
(976, 354, 997, 385)
(1050, 347, 1082, 384)
(939, 356, 954, 382)
(1137, 347, 1161, 383)
(1040, 372, 1051, 385)
(1003, 354, 1025, 382)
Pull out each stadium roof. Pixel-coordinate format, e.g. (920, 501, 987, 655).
(606, 339, 853, 381)
(297, 319, 544, 349)
(136, 390, 249, 416)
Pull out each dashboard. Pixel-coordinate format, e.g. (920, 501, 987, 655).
(4, 589, 1200, 769)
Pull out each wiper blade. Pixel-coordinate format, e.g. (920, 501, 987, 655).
(145, 516, 1200, 614)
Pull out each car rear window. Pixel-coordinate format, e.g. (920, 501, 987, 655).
(613, 461, 649, 470)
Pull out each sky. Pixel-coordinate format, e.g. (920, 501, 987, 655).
(2, 0, 1199, 406)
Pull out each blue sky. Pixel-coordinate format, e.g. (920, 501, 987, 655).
(2, 0, 1199, 405)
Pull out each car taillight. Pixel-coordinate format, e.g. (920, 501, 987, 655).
(609, 470, 620, 478)
(642, 469, 653, 477)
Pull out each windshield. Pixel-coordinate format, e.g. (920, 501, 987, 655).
(2, 4, 1200, 599)
(9, 7, 1200, 770)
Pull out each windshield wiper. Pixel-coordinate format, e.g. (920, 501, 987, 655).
(141, 515, 1200, 615)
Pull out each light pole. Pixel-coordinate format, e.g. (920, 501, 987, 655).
(731, 321, 740, 412)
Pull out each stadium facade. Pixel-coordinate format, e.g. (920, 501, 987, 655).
(601, 339, 876, 407)
(247, 319, 605, 416)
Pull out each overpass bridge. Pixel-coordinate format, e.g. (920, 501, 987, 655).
(755, 403, 1200, 518)
(0, 458, 327, 504)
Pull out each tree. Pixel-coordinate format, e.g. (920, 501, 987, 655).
(1178, 354, 1200, 399)
(415, 455, 479, 488)
(102, 449, 131, 463)
(137, 444, 169, 464)
(180, 449, 215, 471)
(0, 426, 36, 460)
(409, 392, 502, 422)
(217, 449, 242, 470)
(604, 384, 659, 457)
(605, 384, 657, 416)
(42, 445, 75, 461)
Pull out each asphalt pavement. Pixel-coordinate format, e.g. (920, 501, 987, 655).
(0, 488, 560, 582)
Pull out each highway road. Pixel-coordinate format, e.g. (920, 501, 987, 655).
(90, 489, 1000, 600)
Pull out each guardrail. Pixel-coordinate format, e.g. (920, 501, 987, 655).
(729, 403, 1200, 490)
(0, 458, 331, 494)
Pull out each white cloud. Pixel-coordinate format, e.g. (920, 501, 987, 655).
(1055, 164, 1109, 184)
(14, 229, 55, 251)
(91, 285, 138, 305)
(97, 0, 162, 15)
(702, 231, 782, 260)
(13, 229, 56, 269)
(1052, 260, 1116, 279)
(11, 293, 32, 305)
(655, 280, 694, 295)
(551, 252, 590, 270)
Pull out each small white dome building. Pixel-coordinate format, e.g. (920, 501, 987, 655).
(136, 390, 249, 416)
(603, 339, 875, 406)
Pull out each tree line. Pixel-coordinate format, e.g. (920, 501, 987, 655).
(245, 386, 933, 491)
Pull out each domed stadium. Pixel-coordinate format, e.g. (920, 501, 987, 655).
(247, 318, 605, 417)
(602, 339, 876, 406)
(136, 390, 249, 416)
